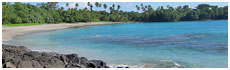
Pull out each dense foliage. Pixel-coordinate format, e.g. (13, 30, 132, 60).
(2, 2, 228, 24)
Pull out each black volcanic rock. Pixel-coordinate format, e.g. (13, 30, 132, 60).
(2, 44, 108, 68)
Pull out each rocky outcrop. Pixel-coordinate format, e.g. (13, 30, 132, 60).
(2, 44, 109, 68)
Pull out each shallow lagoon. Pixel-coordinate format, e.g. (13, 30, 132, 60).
(6, 20, 228, 68)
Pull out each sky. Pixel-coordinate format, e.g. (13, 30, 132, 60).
(21, 2, 228, 12)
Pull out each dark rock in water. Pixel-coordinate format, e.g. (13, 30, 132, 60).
(117, 67, 123, 68)
(89, 60, 107, 68)
(116, 66, 129, 68)
(2, 44, 108, 68)
(79, 57, 89, 67)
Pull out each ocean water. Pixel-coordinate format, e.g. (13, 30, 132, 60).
(5, 20, 228, 68)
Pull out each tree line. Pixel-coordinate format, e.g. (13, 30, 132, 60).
(2, 2, 228, 24)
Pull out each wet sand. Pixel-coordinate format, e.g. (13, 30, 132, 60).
(2, 22, 123, 41)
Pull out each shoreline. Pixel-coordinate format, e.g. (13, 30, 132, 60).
(2, 20, 227, 68)
(2, 22, 128, 68)
(2, 44, 181, 68)
(3, 19, 226, 42)
(2, 22, 124, 42)
(2, 44, 109, 68)
(2, 21, 182, 68)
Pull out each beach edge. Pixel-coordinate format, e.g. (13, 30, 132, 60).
(2, 22, 125, 42)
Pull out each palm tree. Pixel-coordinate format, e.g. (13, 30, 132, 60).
(87, 2, 91, 7)
(136, 5, 140, 11)
(38, 3, 46, 9)
(99, 4, 101, 11)
(95, 2, 99, 11)
(112, 4, 115, 9)
(117, 5, 121, 10)
(75, 3, 78, 10)
(109, 7, 113, 14)
(160, 6, 164, 10)
(141, 4, 143, 7)
(141, 6, 145, 11)
(66, 3, 69, 7)
(109, 7, 113, 10)
(143, 5, 147, 11)
(145, 5, 147, 9)
(168, 6, 174, 10)
(183, 5, 189, 11)
(87, 2, 90, 10)
(103, 4, 107, 10)
(95, 2, 99, 7)
(90, 5, 93, 11)
(61, 7, 64, 10)
(167, 5, 170, 9)
(147, 5, 152, 11)
(176, 6, 182, 12)
(66, 3, 69, 10)
(99, 4, 101, 7)
(87, 2, 93, 11)
(140, 4, 145, 11)
(47, 2, 58, 10)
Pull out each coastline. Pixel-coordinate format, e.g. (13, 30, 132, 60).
(3, 20, 225, 42)
(2, 22, 126, 68)
(2, 44, 180, 68)
(2, 44, 109, 68)
(2, 21, 181, 68)
(2, 22, 124, 42)
(2, 20, 227, 68)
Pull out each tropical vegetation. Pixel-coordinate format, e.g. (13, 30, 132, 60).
(2, 2, 228, 24)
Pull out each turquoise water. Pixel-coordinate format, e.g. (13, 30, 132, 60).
(5, 20, 228, 68)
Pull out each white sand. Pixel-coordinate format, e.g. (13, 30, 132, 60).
(2, 22, 123, 41)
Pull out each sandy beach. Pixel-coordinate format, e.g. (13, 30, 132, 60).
(2, 22, 123, 42)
